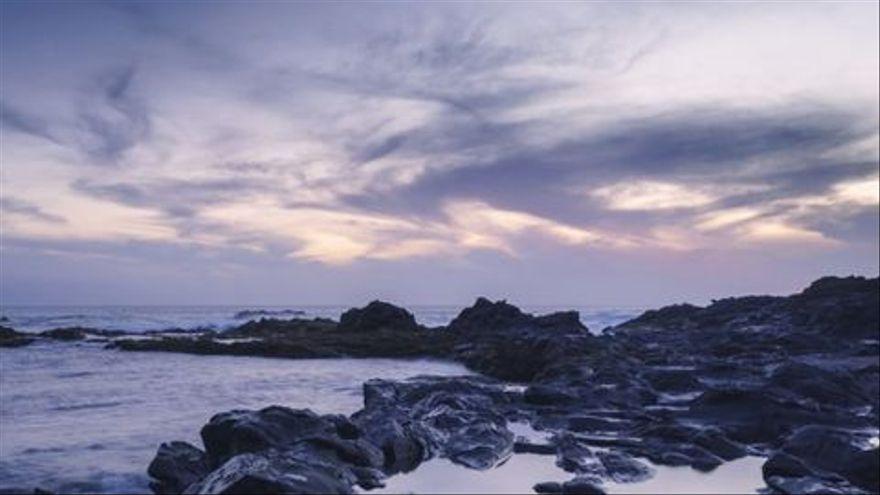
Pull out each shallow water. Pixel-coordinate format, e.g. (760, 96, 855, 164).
(370, 432, 765, 495)
(604, 456, 766, 494)
(371, 454, 568, 494)
(0, 341, 471, 493)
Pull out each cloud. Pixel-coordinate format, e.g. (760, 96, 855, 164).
(824, 176, 880, 207)
(0, 102, 61, 144)
(442, 200, 617, 254)
(0, 197, 67, 224)
(590, 181, 716, 211)
(740, 220, 837, 246)
(191, 197, 637, 265)
(75, 66, 151, 164)
(0, 1, 877, 302)
(72, 176, 273, 219)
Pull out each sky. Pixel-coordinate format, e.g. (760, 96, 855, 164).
(0, 1, 878, 307)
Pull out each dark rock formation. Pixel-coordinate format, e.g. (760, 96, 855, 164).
(0, 325, 34, 347)
(616, 275, 879, 340)
(39, 327, 88, 340)
(149, 376, 523, 493)
(126, 275, 878, 494)
(148, 442, 209, 495)
(338, 301, 420, 333)
(112, 305, 455, 360)
(762, 425, 879, 494)
(449, 298, 592, 381)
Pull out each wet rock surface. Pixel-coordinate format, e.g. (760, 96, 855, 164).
(4, 276, 876, 494)
(137, 276, 879, 493)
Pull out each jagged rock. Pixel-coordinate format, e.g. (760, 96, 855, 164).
(142, 275, 878, 494)
(181, 450, 357, 495)
(447, 298, 593, 381)
(772, 425, 879, 492)
(596, 450, 653, 483)
(788, 276, 879, 339)
(148, 441, 209, 494)
(200, 407, 340, 467)
(445, 422, 513, 469)
(352, 408, 427, 473)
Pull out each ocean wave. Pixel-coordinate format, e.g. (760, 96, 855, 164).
(233, 309, 305, 319)
(51, 401, 125, 412)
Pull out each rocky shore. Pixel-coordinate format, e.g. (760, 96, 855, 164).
(2, 276, 878, 494)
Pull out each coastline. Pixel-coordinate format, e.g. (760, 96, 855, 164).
(1, 276, 878, 494)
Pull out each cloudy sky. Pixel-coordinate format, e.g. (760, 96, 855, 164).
(1, 1, 878, 306)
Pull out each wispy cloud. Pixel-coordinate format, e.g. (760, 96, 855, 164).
(0, 102, 60, 144)
(0, 197, 67, 224)
(0, 1, 877, 303)
(75, 66, 151, 164)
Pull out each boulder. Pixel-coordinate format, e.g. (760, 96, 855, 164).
(182, 450, 357, 495)
(338, 301, 419, 333)
(148, 441, 209, 494)
(200, 407, 338, 467)
(774, 425, 879, 492)
(447, 298, 532, 335)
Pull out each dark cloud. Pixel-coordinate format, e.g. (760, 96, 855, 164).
(0, 101, 59, 143)
(0, 196, 66, 223)
(576, 108, 875, 175)
(341, 105, 878, 227)
(107, 1, 242, 69)
(354, 133, 408, 164)
(72, 176, 273, 219)
(76, 65, 151, 164)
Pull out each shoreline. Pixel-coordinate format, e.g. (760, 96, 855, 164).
(1, 275, 878, 494)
